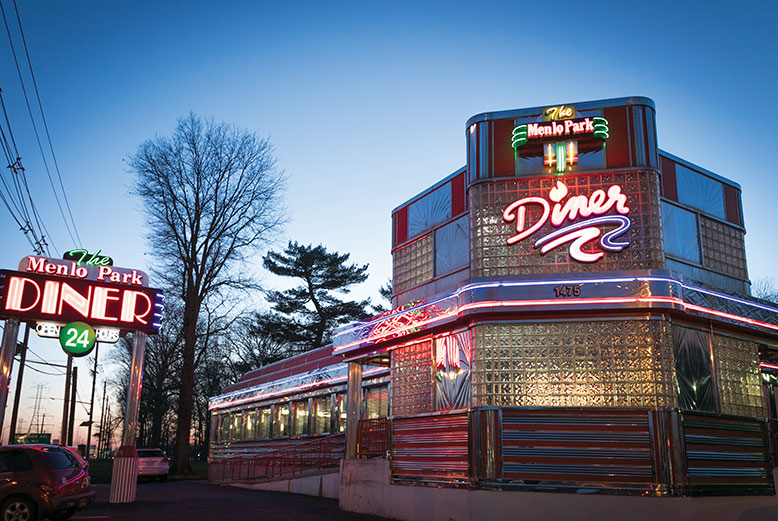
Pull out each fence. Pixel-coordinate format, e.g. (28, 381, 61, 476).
(357, 418, 390, 457)
(214, 432, 345, 483)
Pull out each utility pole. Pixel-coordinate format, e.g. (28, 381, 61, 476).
(98, 381, 107, 457)
(105, 406, 112, 453)
(86, 343, 99, 459)
(67, 367, 77, 446)
(0, 319, 20, 443)
(8, 323, 30, 444)
(60, 355, 73, 443)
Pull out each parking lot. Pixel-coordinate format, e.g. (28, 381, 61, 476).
(75, 481, 387, 521)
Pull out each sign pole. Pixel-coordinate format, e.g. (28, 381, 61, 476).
(67, 367, 78, 446)
(109, 332, 147, 503)
(8, 322, 30, 443)
(86, 343, 99, 459)
(60, 355, 73, 443)
(0, 319, 20, 443)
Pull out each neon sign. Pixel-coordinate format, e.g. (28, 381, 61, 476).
(63, 249, 113, 267)
(544, 105, 575, 121)
(22, 256, 145, 286)
(0, 270, 163, 334)
(511, 117, 609, 148)
(502, 180, 631, 262)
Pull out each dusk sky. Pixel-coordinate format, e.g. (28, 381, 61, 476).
(1, 1, 776, 443)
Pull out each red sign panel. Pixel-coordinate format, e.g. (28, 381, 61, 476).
(0, 270, 163, 335)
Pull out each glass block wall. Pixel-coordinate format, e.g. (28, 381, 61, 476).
(391, 339, 433, 416)
(393, 234, 434, 294)
(700, 216, 748, 281)
(470, 171, 665, 278)
(471, 320, 677, 408)
(712, 334, 764, 417)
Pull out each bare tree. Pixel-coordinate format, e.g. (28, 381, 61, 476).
(225, 312, 293, 378)
(753, 278, 778, 304)
(129, 114, 285, 474)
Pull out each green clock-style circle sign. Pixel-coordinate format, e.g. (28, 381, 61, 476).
(59, 322, 96, 357)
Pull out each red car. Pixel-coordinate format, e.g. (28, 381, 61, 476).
(0, 445, 94, 521)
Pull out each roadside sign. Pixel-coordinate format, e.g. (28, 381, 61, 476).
(13, 433, 51, 444)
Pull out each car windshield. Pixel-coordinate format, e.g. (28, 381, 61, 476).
(43, 448, 79, 469)
(137, 450, 165, 458)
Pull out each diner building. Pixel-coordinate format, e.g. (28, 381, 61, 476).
(210, 96, 778, 518)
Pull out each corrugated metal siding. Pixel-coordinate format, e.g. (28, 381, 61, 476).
(500, 409, 654, 484)
(682, 413, 772, 487)
(391, 412, 469, 480)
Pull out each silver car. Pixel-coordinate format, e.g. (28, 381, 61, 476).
(137, 449, 169, 482)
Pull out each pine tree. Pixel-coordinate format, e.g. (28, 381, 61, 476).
(263, 242, 370, 350)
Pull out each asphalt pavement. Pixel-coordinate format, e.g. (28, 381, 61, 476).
(74, 481, 388, 521)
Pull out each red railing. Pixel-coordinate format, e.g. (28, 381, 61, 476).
(217, 432, 345, 483)
(357, 418, 389, 457)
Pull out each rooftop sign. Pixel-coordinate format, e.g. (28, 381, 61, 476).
(512, 117, 609, 148)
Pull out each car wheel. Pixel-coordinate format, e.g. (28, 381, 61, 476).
(1, 495, 37, 521)
(49, 508, 77, 521)
(159, 474, 168, 483)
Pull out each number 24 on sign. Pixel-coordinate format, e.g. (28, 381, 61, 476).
(59, 321, 96, 357)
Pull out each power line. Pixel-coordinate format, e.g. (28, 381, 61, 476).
(23, 359, 66, 374)
(24, 364, 63, 377)
(0, 86, 51, 255)
(0, 0, 80, 248)
(11, 0, 80, 247)
(75, 389, 90, 416)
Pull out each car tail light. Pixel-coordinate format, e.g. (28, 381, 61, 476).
(163, 457, 170, 462)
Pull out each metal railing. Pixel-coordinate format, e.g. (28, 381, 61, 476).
(357, 417, 390, 457)
(217, 432, 346, 483)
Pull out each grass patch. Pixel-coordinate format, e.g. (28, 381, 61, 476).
(170, 459, 208, 480)
(87, 458, 208, 483)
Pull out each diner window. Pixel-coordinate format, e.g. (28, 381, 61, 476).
(219, 414, 230, 442)
(334, 393, 347, 432)
(364, 386, 389, 419)
(231, 412, 243, 440)
(673, 325, 716, 412)
(434, 216, 469, 276)
(274, 403, 290, 438)
(662, 202, 700, 264)
(244, 409, 258, 439)
(435, 330, 473, 410)
(675, 164, 725, 219)
(291, 400, 309, 436)
(258, 407, 272, 438)
(407, 186, 451, 239)
(313, 395, 332, 435)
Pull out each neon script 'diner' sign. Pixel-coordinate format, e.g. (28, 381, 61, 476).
(502, 181, 632, 262)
